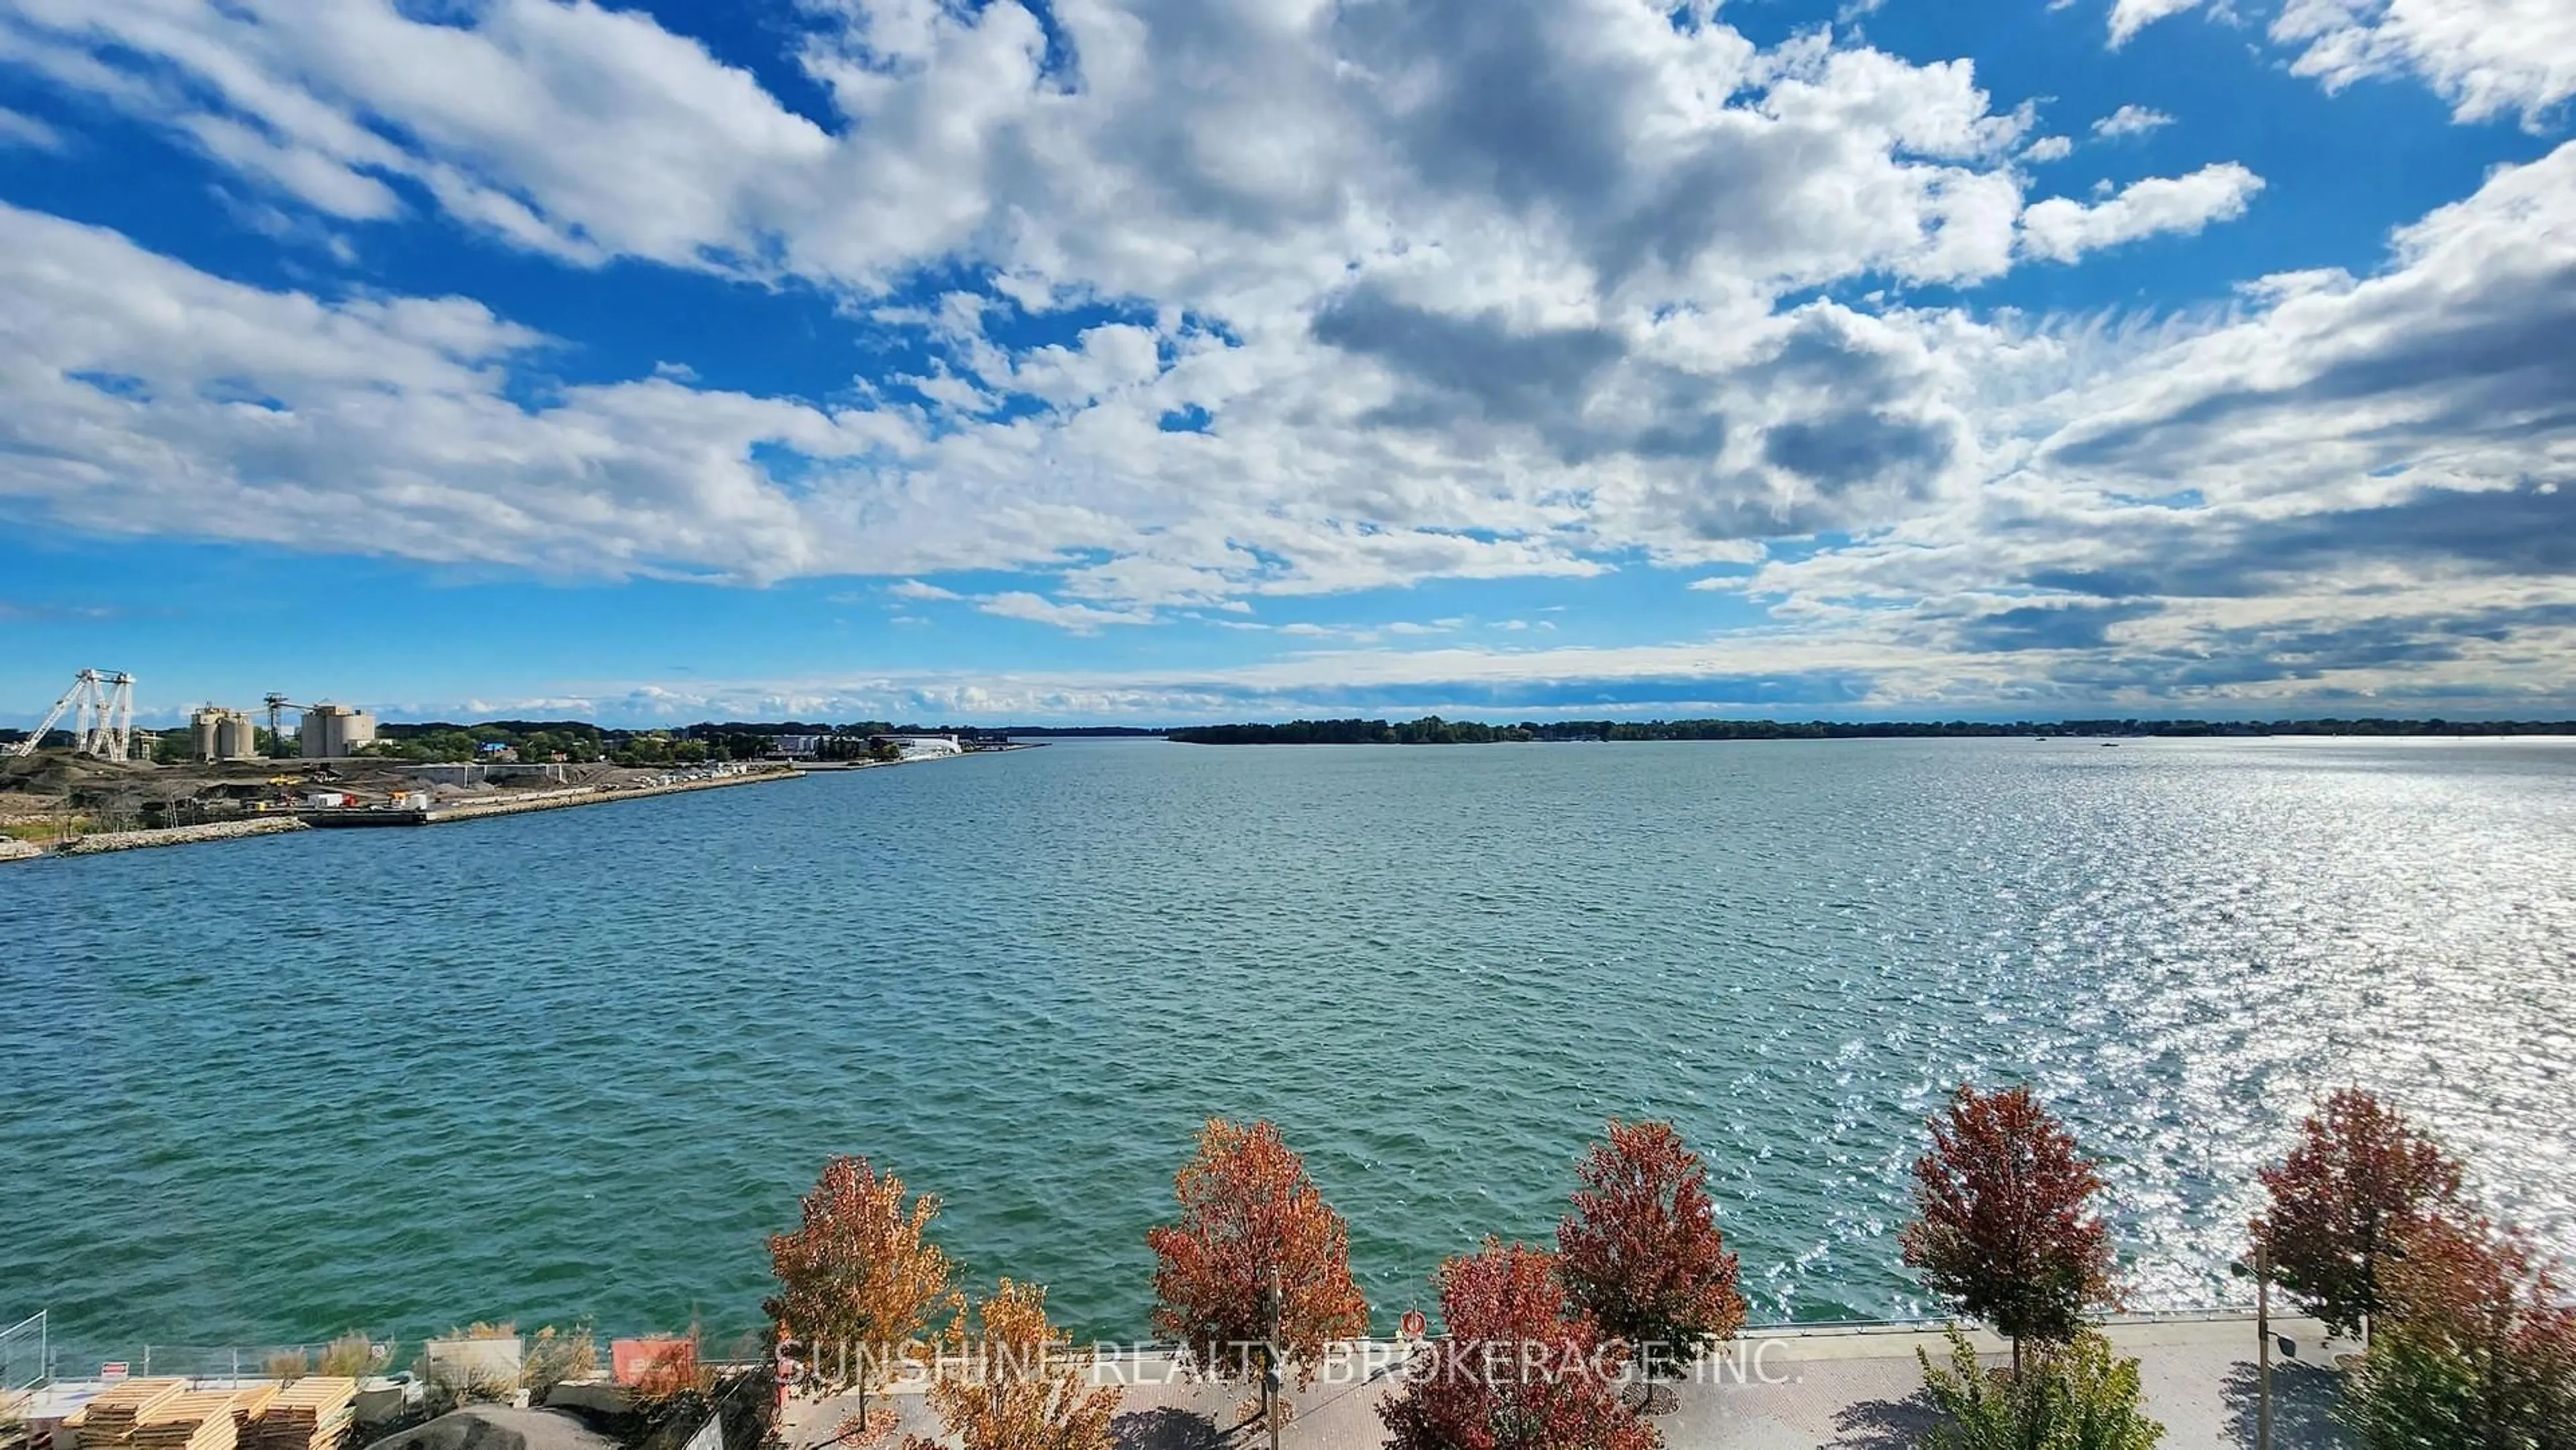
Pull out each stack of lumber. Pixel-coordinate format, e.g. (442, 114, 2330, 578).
(131, 1392, 243, 1450)
(252, 1379, 354, 1450)
(227, 1385, 280, 1438)
(72, 1380, 189, 1450)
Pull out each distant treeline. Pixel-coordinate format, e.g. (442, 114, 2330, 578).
(1166, 716, 2576, 744)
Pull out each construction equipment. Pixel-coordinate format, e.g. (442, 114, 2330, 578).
(262, 693, 318, 760)
(11, 669, 136, 759)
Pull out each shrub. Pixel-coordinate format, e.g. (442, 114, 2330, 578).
(266, 1350, 311, 1384)
(2339, 1215, 2576, 1449)
(1917, 1324, 2163, 1449)
(315, 1333, 388, 1381)
(521, 1325, 598, 1398)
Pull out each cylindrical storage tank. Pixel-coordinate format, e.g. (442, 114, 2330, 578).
(217, 714, 258, 760)
(193, 710, 223, 761)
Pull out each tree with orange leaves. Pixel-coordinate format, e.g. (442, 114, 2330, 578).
(1377, 1239, 1656, 1450)
(1146, 1118, 1367, 1420)
(905, 1280, 1121, 1450)
(2251, 1087, 2465, 1337)
(1556, 1119, 1746, 1378)
(2341, 1213, 2576, 1446)
(1899, 1084, 2116, 1376)
(765, 1155, 955, 1427)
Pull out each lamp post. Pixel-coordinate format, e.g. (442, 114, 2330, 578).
(2231, 1245, 2273, 1450)
(1266, 1263, 1285, 1450)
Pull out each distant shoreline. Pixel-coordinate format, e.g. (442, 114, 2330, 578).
(1167, 716, 2576, 744)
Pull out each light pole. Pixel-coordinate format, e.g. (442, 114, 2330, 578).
(2231, 1245, 2273, 1450)
(1266, 1263, 1285, 1450)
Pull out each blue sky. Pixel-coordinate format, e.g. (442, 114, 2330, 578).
(1, 0, 2570, 726)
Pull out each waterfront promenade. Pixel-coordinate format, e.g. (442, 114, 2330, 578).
(773, 1313, 2354, 1450)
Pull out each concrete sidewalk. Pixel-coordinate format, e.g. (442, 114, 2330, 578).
(778, 1314, 2357, 1450)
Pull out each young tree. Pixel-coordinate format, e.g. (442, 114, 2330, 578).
(1378, 1239, 1656, 1450)
(908, 1280, 1122, 1450)
(1899, 1084, 2116, 1376)
(1556, 1120, 1746, 1377)
(1146, 1117, 1368, 1418)
(1916, 1325, 2164, 1450)
(765, 1155, 955, 1428)
(2251, 1088, 2465, 1337)
(2340, 1215, 2576, 1449)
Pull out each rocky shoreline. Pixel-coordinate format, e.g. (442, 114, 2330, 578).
(56, 816, 313, 856)
(1, 768, 803, 862)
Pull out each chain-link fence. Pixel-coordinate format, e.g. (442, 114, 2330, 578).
(3, 1311, 47, 1404)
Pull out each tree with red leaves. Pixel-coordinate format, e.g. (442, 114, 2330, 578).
(1899, 1084, 2116, 1376)
(764, 1156, 954, 1429)
(1146, 1118, 1368, 1418)
(2251, 1087, 2465, 1337)
(1378, 1239, 1657, 1450)
(1556, 1120, 1746, 1377)
(2342, 1213, 2576, 1447)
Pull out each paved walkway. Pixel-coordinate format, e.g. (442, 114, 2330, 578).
(778, 1315, 2357, 1450)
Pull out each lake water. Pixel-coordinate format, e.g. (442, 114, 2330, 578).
(5, 736, 2573, 1367)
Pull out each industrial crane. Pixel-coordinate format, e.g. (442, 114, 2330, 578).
(10, 669, 138, 759)
(262, 693, 319, 759)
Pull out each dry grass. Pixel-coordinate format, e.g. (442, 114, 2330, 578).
(314, 1335, 386, 1382)
(265, 1351, 311, 1384)
(521, 1326, 598, 1397)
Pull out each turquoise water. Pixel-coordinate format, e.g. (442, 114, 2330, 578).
(5, 737, 2573, 1366)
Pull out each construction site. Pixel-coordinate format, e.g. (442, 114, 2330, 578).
(2, 669, 799, 860)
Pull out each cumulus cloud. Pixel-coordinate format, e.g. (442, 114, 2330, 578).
(2020, 163, 2266, 262)
(2098, 0, 2576, 127)
(0, 0, 2565, 709)
(2092, 104, 2176, 139)
(2108, 0, 2206, 48)
(2272, 0, 2576, 130)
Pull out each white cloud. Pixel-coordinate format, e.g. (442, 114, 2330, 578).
(2092, 104, 2176, 139)
(2272, 0, 2576, 130)
(888, 579, 961, 601)
(2108, 0, 2206, 48)
(2021, 163, 2266, 262)
(1, 0, 2565, 710)
(0, 0, 2263, 612)
(0, 106, 62, 150)
(973, 592, 1158, 633)
(2023, 135, 2075, 162)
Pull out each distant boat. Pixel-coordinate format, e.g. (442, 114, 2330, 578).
(2102, 742, 2121, 747)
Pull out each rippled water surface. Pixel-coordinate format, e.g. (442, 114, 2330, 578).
(6, 737, 2573, 1361)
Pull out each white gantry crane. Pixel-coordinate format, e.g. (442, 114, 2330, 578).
(10, 669, 138, 759)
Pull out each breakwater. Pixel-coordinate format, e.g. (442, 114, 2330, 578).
(53, 816, 313, 856)
(420, 769, 800, 823)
